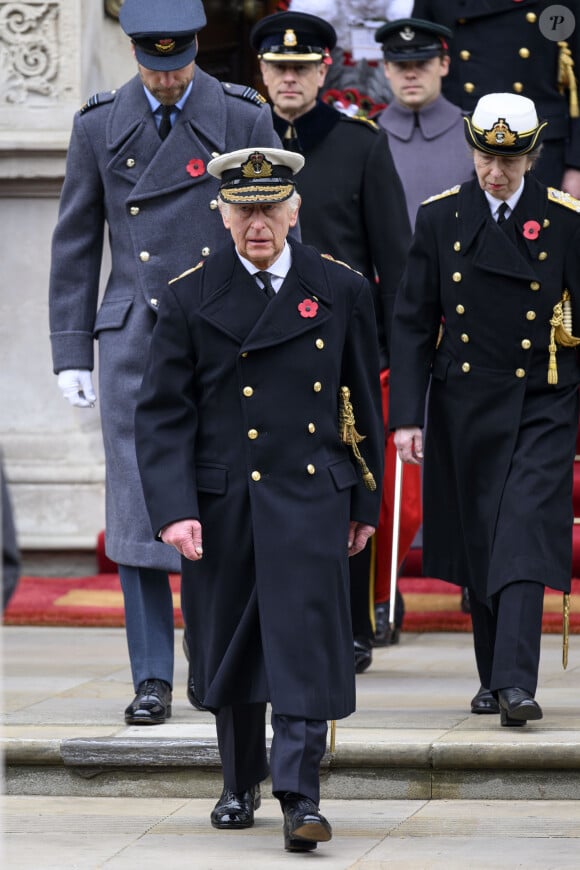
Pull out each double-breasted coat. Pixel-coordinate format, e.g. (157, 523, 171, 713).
(273, 100, 411, 368)
(135, 239, 384, 719)
(389, 176, 580, 603)
(411, 0, 580, 185)
(49, 69, 280, 569)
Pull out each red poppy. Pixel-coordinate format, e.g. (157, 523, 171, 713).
(186, 158, 205, 178)
(298, 299, 318, 318)
(523, 220, 541, 240)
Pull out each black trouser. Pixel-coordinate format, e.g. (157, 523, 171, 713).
(215, 702, 328, 804)
(469, 580, 545, 695)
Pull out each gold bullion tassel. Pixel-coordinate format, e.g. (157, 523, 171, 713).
(558, 41, 579, 118)
(563, 592, 570, 669)
(339, 385, 377, 491)
(548, 290, 580, 384)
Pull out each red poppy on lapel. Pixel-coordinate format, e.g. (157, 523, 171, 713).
(523, 220, 541, 240)
(186, 158, 205, 178)
(298, 299, 318, 318)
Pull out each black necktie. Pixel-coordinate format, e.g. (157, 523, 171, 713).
(158, 104, 173, 140)
(496, 202, 509, 225)
(255, 271, 276, 299)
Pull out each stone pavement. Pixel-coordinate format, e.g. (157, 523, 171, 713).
(2, 626, 580, 868)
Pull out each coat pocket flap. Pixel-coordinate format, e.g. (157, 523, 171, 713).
(196, 463, 228, 494)
(94, 298, 134, 334)
(328, 458, 358, 491)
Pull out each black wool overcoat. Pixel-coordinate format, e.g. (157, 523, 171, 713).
(135, 239, 384, 719)
(389, 176, 580, 603)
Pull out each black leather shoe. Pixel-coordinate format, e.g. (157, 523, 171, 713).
(210, 784, 261, 829)
(470, 685, 500, 715)
(281, 792, 332, 852)
(373, 602, 392, 646)
(354, 638, 372, 674)
(124, 679, 172, 725)
(498, 687, 543, 727)
(182, 633, 210, 711)
(460, 588, 471, 613)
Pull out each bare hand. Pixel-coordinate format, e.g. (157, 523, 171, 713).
(394, 426, 423, 465)
(160, 519, 203, 561)
(561, 168, 580, 200)
(348, 521, 375, 557)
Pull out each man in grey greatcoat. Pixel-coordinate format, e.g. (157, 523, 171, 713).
(135, 146, 384, 851)
(48, 0, 281, 725)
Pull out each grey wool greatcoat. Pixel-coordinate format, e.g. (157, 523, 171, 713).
(49, 69, 280, 570)
(389, 176, 580, 604)
(134, 239, 384, 719)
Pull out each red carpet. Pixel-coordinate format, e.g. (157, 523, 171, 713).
(4, 573, 580, 632)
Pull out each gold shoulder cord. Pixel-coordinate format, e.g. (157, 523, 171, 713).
(558, 41, 579, 118)
(339, 386, 377, 491)
(548, 290, 580, 384)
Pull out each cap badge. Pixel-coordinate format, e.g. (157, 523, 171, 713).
(154, 38, 176, 54)
(283, 29, 298, 48)
(484, 118, 517, 148)
(400, 27, 416, 42)
(241, 152, 273, 179)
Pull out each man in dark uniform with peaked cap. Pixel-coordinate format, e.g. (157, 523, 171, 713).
(251, 10, 411, 671)
(135, 146, 384, 850)
(411, 0, 580, 194)
(49, 0, 281, 726)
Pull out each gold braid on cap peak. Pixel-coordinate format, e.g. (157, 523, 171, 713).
(339, 386, 376, 491)
(548, 290, 580, 384)
(558, 41, 579, 119)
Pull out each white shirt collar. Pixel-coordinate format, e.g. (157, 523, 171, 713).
(484, 177, 525, 219)
(143, 80, 193, 114)
(237, 241, 292, 291)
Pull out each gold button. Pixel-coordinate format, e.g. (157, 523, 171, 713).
(313, 381, 322, 392)
(241, 352, 248, 358)
(538, 251, 548, 261)
(456, 304, 465, 314)
(306, 464, 316, 475)
(248, 429, 258, 440)
(519, 48, 530, 59)
(513, 82, 524, 93)
(515, 368, 526, 378)
(458, 18, 466, 24)
(452, 272, 462, 282)
(526, 12, 537, 23)
(464, 82, 475, 93)
(308, 423, 316, 434)
(126, 158, 136, 167)
(211, 151, 220, 158)
(543, 219, 550, 228)
(150, 298, 158, 308)
(139, 251, 150, 262)
(130, 206, 140, 216)
(459, 50, 471, 61)
(315, 339, 324, 349)
(453, 241, 461, 252)
(530, 282, 540, 291)
(461, 362, 471, 373)
(209, 199, 218, 210)
(461, 333, 469, 343)
(526, 311, 536, 321)
(243, 386, 254, 397)
(251, 471, 261, 482)
(201, 247, 210, 257)
(521, 339, 532, 349)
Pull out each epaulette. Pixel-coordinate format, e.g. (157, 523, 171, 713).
(221, 82, 267, 107)
(548, 187, 580, 212)
(169, 261, 204, 285)
(321, 252, 363, 276)
(79, 90, 116, 114)
(341, 114, 379, 131)
(421, 184, 461, 205)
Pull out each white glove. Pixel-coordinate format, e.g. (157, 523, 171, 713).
(57, 369, 97, 408)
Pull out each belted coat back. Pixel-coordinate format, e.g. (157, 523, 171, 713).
(135, 239, 384, 719)
(49, 69, 280, 569)
(389, 176, 580, 603)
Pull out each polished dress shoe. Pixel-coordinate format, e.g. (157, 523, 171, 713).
(354, 637, 372, 674)
(124, 679, 172, 725)
(470, 684, 500, 715)
(498, 687, 543, 727)
(210, 784, 261, 829)
(280, 792, 332, 852)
